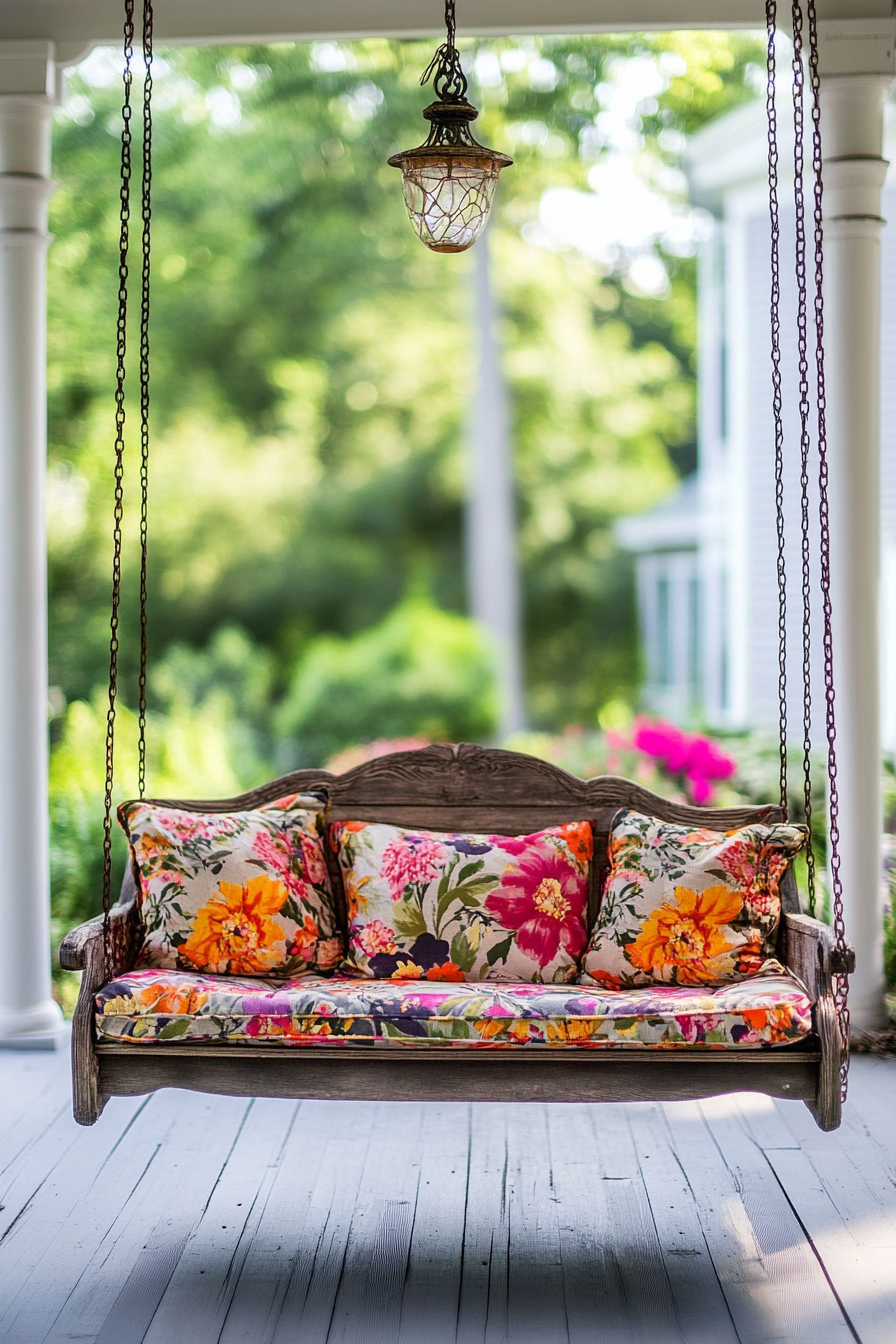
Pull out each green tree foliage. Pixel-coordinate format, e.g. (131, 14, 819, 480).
(48, 32, 764, 734)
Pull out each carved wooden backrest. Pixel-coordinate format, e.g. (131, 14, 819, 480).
(142, 742, 790, 934)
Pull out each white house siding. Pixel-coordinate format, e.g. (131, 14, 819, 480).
(624, 98, 896, 746)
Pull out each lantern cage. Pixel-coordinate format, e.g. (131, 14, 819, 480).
(388, 1, 512, 253)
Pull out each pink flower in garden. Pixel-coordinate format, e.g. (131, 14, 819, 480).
(354, 919, 398, 958)
(634, 718, 736, 805)
(484, 845, 587, 968)
(380, 834, 446, 899)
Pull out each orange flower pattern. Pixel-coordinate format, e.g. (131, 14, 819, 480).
(580, 810, 806, 989)
(627, 885, 743, 984)
(96, 967, 813, 1050)
(119, 797, 342, 977)
(181, 875, 289, 975)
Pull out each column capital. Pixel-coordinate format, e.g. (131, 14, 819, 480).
(0, 40, 55, 98)
(816, 20, 896, 77)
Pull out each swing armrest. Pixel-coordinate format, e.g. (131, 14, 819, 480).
(59, 871, 141, 978)
(782, 911, 855, 1001)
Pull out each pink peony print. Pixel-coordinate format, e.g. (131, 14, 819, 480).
(718, 838, 787, 902)
(614, 867, 648, 890)
(300, 834, 329, 886)
(380, 834, 446, 900)
(354, 919, 398, 958)
(484, 845, 587, 968)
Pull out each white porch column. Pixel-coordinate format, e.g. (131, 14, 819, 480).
(467, 230, 524, 738)
(819, 24, 895, 1031)
(0, 41, 62, 1045)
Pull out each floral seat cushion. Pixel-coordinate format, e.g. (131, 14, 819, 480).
(331, 820, 592, 984)
(580, 809, 807, 990)
(96, 968, 813, 1049)
(119, 795, 342, 977)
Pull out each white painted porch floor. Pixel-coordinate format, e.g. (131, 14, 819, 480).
(1, 1041, 895, 1344)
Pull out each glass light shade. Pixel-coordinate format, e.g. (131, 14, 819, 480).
(389, 101, 511, 254)
(399, 156, 500, 253)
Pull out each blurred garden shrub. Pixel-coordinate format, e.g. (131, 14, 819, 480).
(276, 595, 498, 766)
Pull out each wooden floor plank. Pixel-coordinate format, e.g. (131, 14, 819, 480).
(0, 1093, 148, 1301)
(140, 1097, 299, 1344)
(267, 1112, 380, 1344)
(19, 1092, 251, 1344)
(0, 1047, 72, 1169)
(40, 1089, 228, 1344)
(325, 1103, 425, 1344)
(397, 1103, 469, 1344)
(587, 1104, 683, 1344)
(455, 1103, 510, 1344)
(629, 1103, 740, 1344)
(217, 1100, 355, 1344)
(670, 1095, 854, 1344)
(546, 1103, 633, 1344)
(748, 1090, 896, 1344)
(504, 1105, 568, 1344)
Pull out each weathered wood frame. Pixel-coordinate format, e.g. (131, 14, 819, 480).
(60, 744, 851, 1131)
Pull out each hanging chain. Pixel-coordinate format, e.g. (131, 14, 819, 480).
(102, 0, 134, 973)
(138, 0, 153, 799)
(791, 0, 818, 913)
(421, 0, 468, 102)
(805, 0, 849, 1099)
(767, 1, 788, 819)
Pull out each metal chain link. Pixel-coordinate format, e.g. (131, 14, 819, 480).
(805, 0, 849, 1100)
(791, 0, 818, 914)
(421, 0, 468, 102)
(138, 0, 153, 799)
(102, 0, 134, 975)
(767, 1, 788, 820)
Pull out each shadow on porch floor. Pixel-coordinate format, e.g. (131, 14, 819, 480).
(1, 1040, 894, 1343)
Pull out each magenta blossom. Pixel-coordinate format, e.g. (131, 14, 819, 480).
(633, 718, 736, 805)
(484, 845, 587, 968)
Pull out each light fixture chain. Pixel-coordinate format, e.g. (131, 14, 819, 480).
(420, 0, 468, 101)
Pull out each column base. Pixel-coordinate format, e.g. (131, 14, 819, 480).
(0, 996, 64, 1049)
(846, 986, 890, 1034)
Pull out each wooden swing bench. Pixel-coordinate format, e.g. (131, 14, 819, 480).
(60, 744, 853, 1132)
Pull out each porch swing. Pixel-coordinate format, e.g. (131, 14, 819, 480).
(61, 0, 855, 1130)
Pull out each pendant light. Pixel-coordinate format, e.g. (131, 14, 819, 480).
(388, 0, 512, 253)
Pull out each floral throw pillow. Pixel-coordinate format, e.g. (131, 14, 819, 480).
(331, 820, 592, 984)
(119, 795, 343, 977)
(579, 809, 806, 989)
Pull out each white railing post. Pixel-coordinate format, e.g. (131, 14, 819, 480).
(819, 22, 895, 1031)
(0, 41, 62, 1045)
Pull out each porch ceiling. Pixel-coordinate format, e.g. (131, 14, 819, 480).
(0, 0, 893, 55)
